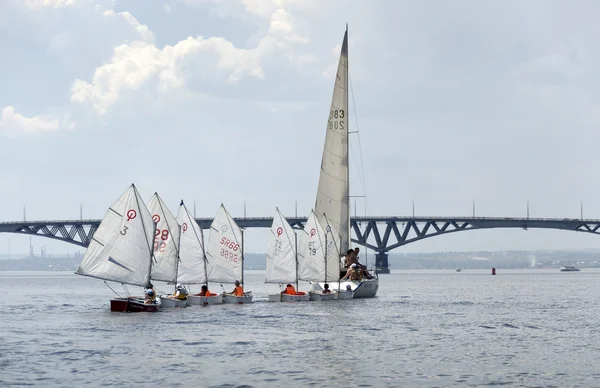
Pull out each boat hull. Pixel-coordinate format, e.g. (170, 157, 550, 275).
(187, 294, 224, 305)
(159, 296, 187, 308)
(269, 292, 310, 302)
(334, 289, 354, 299)
(110, 298, 159, 312)
(318, 278, 379, 298)
(223, 293, 253, 304)
(310, 292, 335, 301)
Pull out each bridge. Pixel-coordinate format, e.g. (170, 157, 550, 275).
(2, 216, 600, 273)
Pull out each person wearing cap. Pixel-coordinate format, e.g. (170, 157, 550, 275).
(341, 263, 359, 280)
(229, 280, 244, 296)
(143, 282, 156, 299)
(172, 283, 188, 300)
(144, 288, 156, 304)
(281, 284, 296, 295)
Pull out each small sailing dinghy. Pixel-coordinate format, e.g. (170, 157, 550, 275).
(206, 204, 253, 304)
(177, 200, 223, 305)
(266, 207, 310, 302)
(147, 193, 187, 308)
(313, 24, 378, 298)
(75, 183, 160, 312)
(298, 211, 337, 301)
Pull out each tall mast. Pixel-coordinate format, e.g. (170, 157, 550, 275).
(345, 23, 351, 252)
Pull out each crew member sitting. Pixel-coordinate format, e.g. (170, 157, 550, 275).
(195, 285, 211, 296)
(322, 283, 331, 294)
(281, 284, 296, 295)
(230, 280, 244, 296)
(172, 283, 188, 300)
(144, 289, 156, 304)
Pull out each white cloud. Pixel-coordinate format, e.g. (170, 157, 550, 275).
(70, 35, 277, 113)
(23, 0, 75, 9)
(102, 9, 154, 42)
(0, 106, 75, 136)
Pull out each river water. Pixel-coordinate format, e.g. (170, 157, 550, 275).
(1, 268, 599, 387)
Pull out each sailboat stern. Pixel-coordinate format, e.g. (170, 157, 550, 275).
(223, 292, 254, 304)
(110, 298, 160, 312)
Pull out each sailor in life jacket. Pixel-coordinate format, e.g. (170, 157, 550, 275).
(173, 284, 188, 300)
(195, 285, 211, 297)
(231, 280, 244, 296)
(144, 289, 156, 304)
(281, 284, 296, 295)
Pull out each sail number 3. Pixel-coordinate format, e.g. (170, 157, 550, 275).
(220, 237, 239, 263)
(328, 109, 345, 131)
(153, 229, 169, 252)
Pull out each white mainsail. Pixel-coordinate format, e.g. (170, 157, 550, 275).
(206, 204, 243, 284)
(265, 207, 297, 284)
(147, 193, 180, 284)
(176, 200, 208, 284)
(298, 210, 327, 282)
(314, 26, 350, 254)
(75, 184, 155, 287)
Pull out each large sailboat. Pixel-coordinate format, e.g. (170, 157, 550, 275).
(266, 207, 310, 302)
(177, 200, 223, 305)
(147, 193, 186, 308)
(75, 184, 160, 312)
(314, 25, 379, 298)
(206, 204, 253, 304)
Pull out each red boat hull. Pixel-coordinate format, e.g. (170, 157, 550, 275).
(110, 298, 159, 312)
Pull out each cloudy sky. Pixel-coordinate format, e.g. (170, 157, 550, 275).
(2, 0, 600, 256)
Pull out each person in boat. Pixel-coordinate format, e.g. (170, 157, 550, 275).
(144, 289, 156, 304)
(171, 284, 188, 300)
(229, 280, 244, 296)
(322, 283, 331, 294)
(144, 281, 156, 298)
(281, 284, 296, 295)
(344, 249, 357, 267)
(352, 247, 374, 279)
(195, 285, 211, 297)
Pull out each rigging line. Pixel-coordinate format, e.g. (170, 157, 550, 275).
(349, 74, 368, 205)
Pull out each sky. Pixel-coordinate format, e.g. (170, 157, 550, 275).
(2, 0, 600, 256)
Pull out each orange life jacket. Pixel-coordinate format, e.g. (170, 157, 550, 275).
(233, 285, 244, 296)
(285, 285, 296, 295)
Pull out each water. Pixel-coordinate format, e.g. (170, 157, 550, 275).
(2, 269, 600, 387)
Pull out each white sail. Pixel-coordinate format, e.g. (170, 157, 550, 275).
(265, 207, 297, 284)
(320, 213, 343, 282)
(176, 201, 208, 284)
(147, 193, 180, 284)
(315, 26, 350, 253)
(206, 204, 242, 284)
(298, 210, 327, 282)
(75, 184, 155, 287)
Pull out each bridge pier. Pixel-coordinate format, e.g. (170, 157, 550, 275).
(375, 253, 390, 274)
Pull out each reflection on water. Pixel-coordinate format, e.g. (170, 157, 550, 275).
(1, 269, 600, 387)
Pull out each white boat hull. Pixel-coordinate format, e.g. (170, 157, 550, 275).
(334, 289, 354, 299)
(310, 292, 335, 301)
(223, 293, 253, 304)
(187, 294, 223, 305)
(269, 292, 311, 302)
(158, 296, 187, 308)
(319, 278, 379, 298)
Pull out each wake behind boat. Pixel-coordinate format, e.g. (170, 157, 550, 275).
(312, 25, 378, 298)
